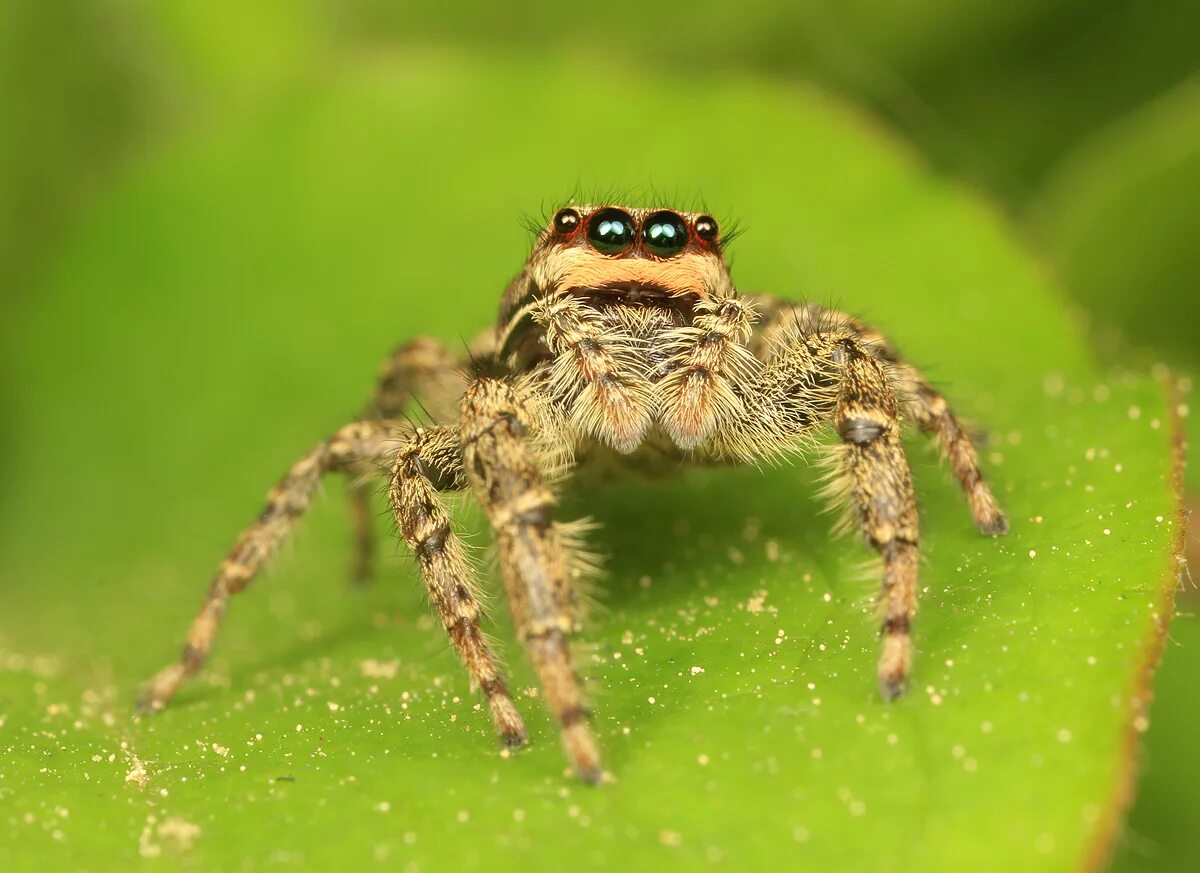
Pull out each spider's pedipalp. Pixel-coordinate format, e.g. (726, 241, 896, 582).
(533, 293, 653, 454)
(658, 294, 759, 448)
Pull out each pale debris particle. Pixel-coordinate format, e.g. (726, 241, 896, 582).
(139, 815, 202, 857)
(698, 754, 710, 766)
(375, 802, 391, 813)
(125, 760, 150, 787)
(659, 829, 682, 847)
(690, 666, 705, 676)
(1056, 728, 1073, 743)
(746, 591, 767, 613)
(456, 809, 470, 823)
(359, 659, 400, 680)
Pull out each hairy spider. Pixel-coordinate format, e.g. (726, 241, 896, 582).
(140, 204, 1009, 783)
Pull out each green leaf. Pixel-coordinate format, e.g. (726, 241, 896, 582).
(0, 56, 1182, 871)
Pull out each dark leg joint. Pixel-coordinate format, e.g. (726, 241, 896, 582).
(881, 615, 911, 637)
(181, 643, 204, 671)
(559, 706, 590, 728)
(838, 416, 885, 444)
(516, 503, 552, 530)
(417, 523, 451, 561)
(480, 677, 509, 699)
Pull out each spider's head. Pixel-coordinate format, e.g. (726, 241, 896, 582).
(526, 205, 733, 306)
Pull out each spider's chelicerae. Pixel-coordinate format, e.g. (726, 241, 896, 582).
(141, 204, 1009, 782)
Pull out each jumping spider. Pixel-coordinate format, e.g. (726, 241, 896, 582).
(140, 204, 1009, 782)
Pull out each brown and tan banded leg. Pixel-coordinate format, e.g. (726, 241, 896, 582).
(746, 295, 1007, 536)
(348, 336, 469, 582)
(828, 338, 921, 700)
(729, 322, 922, 699)
(459, 377, 601, 782)
(138, 420, 407, 712)
(387, 424, 527, 748)
(892, 371, 1008, 535)
(658, 294, 758, 448)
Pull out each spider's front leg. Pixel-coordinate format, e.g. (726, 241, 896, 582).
(138, 420, 407, 711)
(459, 377, 602, 782)
(387, 424, 528, 748)
(825, 338, 922, 699)
(735, 328, 923, 700)
(751, 298, 1008, 536)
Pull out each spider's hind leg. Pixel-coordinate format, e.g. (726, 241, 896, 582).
(751, 298, 1008, 536)
(138, 420, 407, 712)
(348, 336, 472, 583)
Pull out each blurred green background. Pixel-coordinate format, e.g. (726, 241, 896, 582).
(1, 2, 1195, 870)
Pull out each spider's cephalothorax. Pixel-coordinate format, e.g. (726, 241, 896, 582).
(140, 204, 1009, 783)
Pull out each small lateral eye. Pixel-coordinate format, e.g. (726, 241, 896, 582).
(694, 215, 719, 243)
(553, 207, 581, 236)
(642, 211, 688, 257)
(586, 208, 636, 254)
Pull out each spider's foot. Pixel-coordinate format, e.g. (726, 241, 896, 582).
(135, 664, 185, 715)
(877, 634, 912, 702)
(135, 687, 168, 715)
(490, 694, 529, 749)
(562, 721, 603, 785)
(978, 509, 1010, 537)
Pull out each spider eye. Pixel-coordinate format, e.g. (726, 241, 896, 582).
(694, 215, 719, 243)
(642, 211, 688, 257)
(586, 208, 636, 255)
(553, 208, 581, 236)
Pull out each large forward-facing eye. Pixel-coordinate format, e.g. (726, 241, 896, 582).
(586, 208, 636, 255)
(642, 211, 688, 257)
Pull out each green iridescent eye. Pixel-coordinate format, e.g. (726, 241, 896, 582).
(642, 211, 688, 257)
(586, 208, 636, 254)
